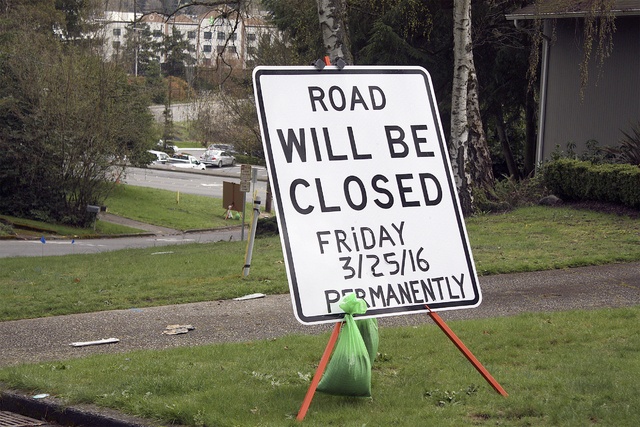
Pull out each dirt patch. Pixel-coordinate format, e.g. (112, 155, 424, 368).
(564, 200, 640, 219)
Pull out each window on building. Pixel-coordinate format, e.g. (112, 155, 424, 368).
(216, 45, 225, 54)
(217, 31, 225, 40)
(228, 46, 237, 53)
(152, 30, 162, 38)
(112, 41, 121, 50)
(204, 31, 212, 40)
(247, 33, 256, 42)
(229, 33, 237, 41)
(113, 28, 121, 37)
(247, 46, 257, 55)
(187, 31, 196, 39)
(203, 45, 212, 53)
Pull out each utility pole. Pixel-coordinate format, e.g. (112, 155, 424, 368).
(133, 0, 138, 76)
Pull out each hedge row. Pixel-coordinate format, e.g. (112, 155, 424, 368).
(543, 159, 640, 208)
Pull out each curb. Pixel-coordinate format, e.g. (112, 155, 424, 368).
(0, 232, 157, 241)
(0, 388, 172, 427)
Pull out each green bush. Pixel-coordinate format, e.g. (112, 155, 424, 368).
(256, 216, 278, 236)
(235, 154, 265, 166)
(602, 121, 640, 166)
(474, 174, 549, 213)
(0, 220, 14, 236)
(543, 159, 640, 208)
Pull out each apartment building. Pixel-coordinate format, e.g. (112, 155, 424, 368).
(97, 5, 275, 70)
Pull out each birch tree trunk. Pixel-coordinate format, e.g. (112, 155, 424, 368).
(450, 0, 494, 215)
(467, 61, 494, 190)
(316, 0, 353, 65)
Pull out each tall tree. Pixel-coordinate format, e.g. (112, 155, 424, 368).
(122, 23, 161, 77)
(450, 0, 494, 214)
(316, 0, 353, 64)
(160, 26, 195, 79)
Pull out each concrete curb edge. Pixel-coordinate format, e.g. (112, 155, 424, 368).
(0, 388, 172, 427)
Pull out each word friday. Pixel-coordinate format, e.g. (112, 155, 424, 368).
(324, 273, 467, 313)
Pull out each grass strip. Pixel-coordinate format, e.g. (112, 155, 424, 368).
(0, 206, 639, 321)
(0, 214, 143, 238)
(1, 307, 638, 426)
(105, 184, 242, 231)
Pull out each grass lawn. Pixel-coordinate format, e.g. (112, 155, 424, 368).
(105, 184, 243, 231)
(467, 206, 640, 275)
(0, 307, 638, 426)
(0, 214, 144, 238)
(0, 205, 638, 321)
(0, 196, 639, 426)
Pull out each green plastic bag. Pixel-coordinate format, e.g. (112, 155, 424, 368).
(356, 317, 379, 365)
(316, 294, 374, 397)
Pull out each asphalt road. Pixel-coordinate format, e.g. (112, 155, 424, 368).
(123, 165, 268, 199)
(0, 166, 268, 258)
(0, 227, 244, 258)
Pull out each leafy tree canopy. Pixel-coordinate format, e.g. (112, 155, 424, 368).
(0, 0, 155, 226)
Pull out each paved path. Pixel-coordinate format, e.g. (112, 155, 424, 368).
(1, 261, 638, 367)
(100, 213, 182, 235)
(0, 224, 245, 258)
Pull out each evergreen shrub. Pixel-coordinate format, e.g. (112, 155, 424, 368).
(543, 159, 640, 208)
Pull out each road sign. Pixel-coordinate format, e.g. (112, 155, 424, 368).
(253, 66, 481, 324)
(240, 164, 252, 192)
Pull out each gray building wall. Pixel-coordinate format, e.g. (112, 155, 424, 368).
(540, 16, 640, 161)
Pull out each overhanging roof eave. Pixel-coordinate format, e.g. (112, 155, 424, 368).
(506, 9, 640, 21)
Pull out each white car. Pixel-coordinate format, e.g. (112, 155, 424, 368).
(168, 154, 207, 170)
(148, 150, 170, 165)
(201, 150, 236, 168)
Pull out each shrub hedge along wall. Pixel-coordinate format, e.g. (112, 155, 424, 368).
(543, 159, 640, 209)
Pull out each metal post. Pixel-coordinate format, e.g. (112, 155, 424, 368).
(242, 197, 261, 276)
(241, 193, 246, 241)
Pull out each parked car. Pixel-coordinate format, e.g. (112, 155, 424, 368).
(168, 153, 206, 170)
(201, 150, 236, 168)
(207, 144, 234, 152)
(148, 150, 170, 165)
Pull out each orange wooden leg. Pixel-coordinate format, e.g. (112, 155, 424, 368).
(426, 306, 508, 396)
(296, 322, 342, 421)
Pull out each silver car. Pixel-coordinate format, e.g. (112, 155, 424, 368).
(201, 150, 236, 168)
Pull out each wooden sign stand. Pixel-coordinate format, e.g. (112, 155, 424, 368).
(296, 307, 507, 422)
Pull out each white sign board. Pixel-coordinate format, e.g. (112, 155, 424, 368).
(253, 66, 481, 325)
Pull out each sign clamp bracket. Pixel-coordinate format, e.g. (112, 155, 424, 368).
(313, 56, 346, 71)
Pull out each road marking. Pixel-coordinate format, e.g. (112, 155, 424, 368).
(25, 241, 105, 247)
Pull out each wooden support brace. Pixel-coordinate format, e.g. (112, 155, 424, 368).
(426, 305, 508, 397)
(296, 322, 342, 421)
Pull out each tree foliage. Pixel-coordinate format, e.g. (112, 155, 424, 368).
(527, 0, 617, 100)
(0, 0, 154, 226)
(261, 1, 539, 179)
